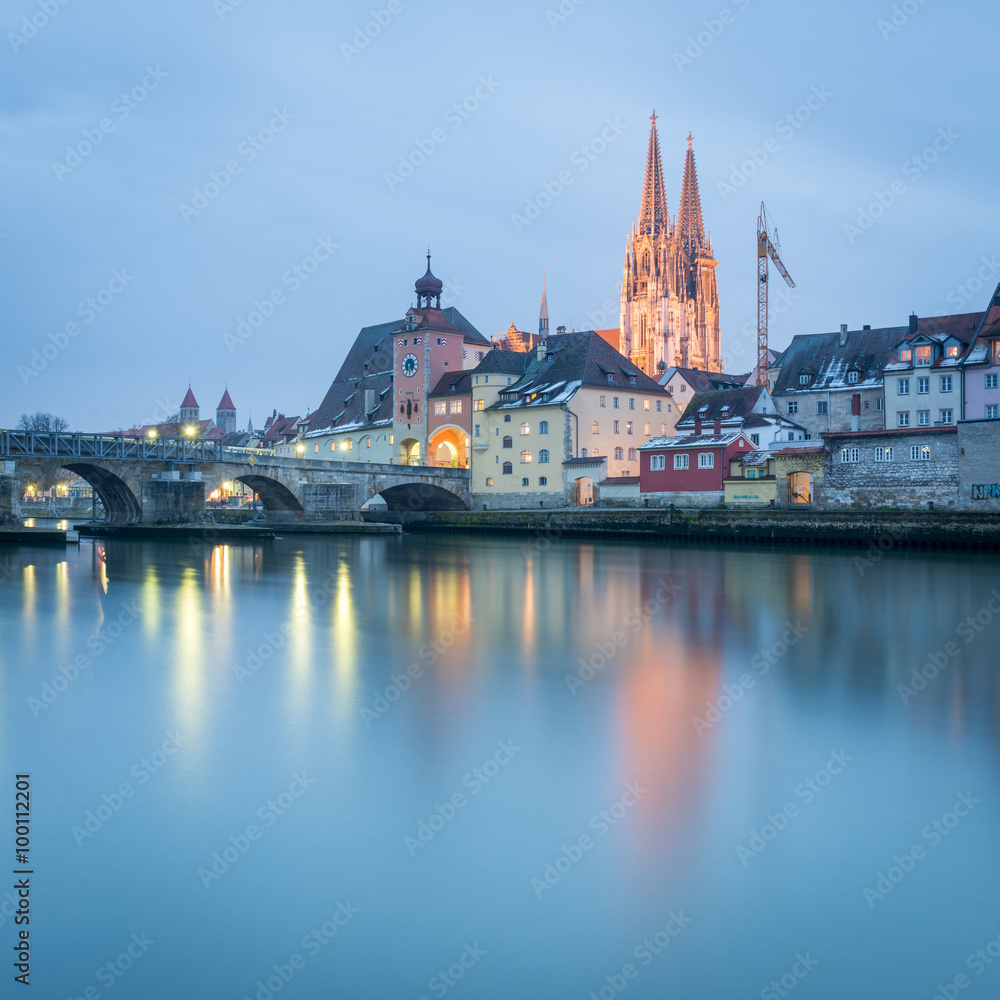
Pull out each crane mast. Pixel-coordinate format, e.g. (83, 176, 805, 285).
(756, 202, 796, 387)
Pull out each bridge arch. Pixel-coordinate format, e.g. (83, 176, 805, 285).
(375, 482, 468, 512)
(58, 463, 141, 524)
(236, 474, 305, 515)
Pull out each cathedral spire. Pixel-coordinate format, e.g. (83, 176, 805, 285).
(677, 132, 707, 254)
(539, 273, 548, 338)
(638, 111, 669, 237)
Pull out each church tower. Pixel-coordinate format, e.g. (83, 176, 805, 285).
(620, 116, 721, 376)
(539, 275, 549, 339)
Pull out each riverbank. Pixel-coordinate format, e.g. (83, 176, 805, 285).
(72, 521, 400, 539)
(362, 507, 1000, 550)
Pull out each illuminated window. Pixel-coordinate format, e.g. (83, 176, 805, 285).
(475, 399, 484, 410)
(644, 399, 650, 411)
(486, 477, 494, 486)
(599, 395, 606, 407)
(626, 421, 633, 435)
(314, 443, 318, 452)
(900, 347, 912, 363)
(389, 435, 393, 445)
(434, 401, 447, 415)
(644, 423, 650, 435)
(520, 450, 532, 463)
(910, 444, 931, 461)
(450, 400, 462, 414)
(521, 422, 530, 435)
(946, 345, 960, 358)
(875, 447, 893, 462)
(841, 447, 860, 463)
(660, 423, 666, 435)
(592, 420, 599, 434)
(914, 345, 932, 367)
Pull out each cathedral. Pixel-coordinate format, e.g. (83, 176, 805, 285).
(619, 114, 721, 376)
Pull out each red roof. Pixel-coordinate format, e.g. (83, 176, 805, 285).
(217, 389, 235, 411)
(181, 387, 198, 408)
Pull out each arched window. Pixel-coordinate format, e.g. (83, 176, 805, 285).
(502, 461, 513, 474)
(627, 448, 637, 460)
(642, 250, 651, 275)
(520, 450, 532, 463)
(614, 447, 624, 460)
(502, 435, 512, 448)
(539, 420, 549, 435)
(521, 477, 529, 487)
(538, 449, 549, 463)
(591, 448, 599, 456)
(520, 422, 530, 435)
(640, 313, 647, 346)
(581, 448, 588, 457)
(592, 420, 599, 434)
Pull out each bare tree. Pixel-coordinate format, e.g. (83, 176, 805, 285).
(17, 411, 69, 432)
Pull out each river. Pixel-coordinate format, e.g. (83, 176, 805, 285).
(3, 532, 999, 998)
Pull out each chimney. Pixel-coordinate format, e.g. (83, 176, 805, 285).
(713, 417, 721, 435)
(909, 313, 918, 334)
(556, 325, 566, 335)
(536, 340, 547, 362)
(365, 389, 375, 414)
(694, 418, 702, 435)
(863, 324, 871, 331)
(839, 324, 848, 347)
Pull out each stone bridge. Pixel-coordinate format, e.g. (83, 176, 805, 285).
(0, 431, 469, 525)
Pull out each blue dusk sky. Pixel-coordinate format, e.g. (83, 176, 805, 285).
(1, 0, 997, 428)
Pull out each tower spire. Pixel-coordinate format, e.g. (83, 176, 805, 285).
(638, 111, 669, 237)
(677, 132, 706, 254)
(539, 272, 548, 338)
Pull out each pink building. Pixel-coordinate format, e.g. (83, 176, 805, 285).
(962, 281, 1000, 421)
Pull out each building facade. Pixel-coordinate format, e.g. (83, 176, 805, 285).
(961, 282, 1000, 421)
(619, 118, 721, 377)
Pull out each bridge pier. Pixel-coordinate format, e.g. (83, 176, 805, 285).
(299, 483, 360, 522)
(141, 478, 206, 525)
(0, 470, 23, 526)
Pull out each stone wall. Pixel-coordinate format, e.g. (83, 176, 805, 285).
(957, 420, 1000, 510)
(0, 475, 22, 526)
(472, 490, 568, 510)
(632, 490, 724, 508)
(300, 483, 360, 521)
(817, 431, 958, 509)
(140, 480, 206, 524)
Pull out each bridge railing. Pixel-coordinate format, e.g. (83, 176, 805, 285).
(0, 430, 228, 462)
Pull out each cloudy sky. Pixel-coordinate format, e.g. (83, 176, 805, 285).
(2, 0, 996, 429)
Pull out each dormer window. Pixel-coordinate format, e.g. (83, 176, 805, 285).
(900, 347, 912, 363)
(847, 370, 860, 384)
(628, 376, 636, 385)
(946, 345, 960, 358)
(720, 406, 731, 417)
(798, 373, 810, 385)
(914, 345, 932, 367)
(607, 373, 614, 384)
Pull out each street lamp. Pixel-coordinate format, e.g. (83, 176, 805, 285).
(147, 429, 157, 438)
(184, 426, 196, 436)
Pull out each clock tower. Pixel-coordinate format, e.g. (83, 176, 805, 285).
(393, 254, 465, 465)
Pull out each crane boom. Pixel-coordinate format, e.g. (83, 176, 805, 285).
(756, 203, 795, 387)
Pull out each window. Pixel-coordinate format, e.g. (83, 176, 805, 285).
(747, 469, 756, 479)
(987, 374, 998, 389)
(581, 448, 587, 457)
(331, 442, 336, 451)
(946, 345, 960, 357)
(643, 400, 650, 411)
(698, 452, 715, 469)
(450, 400, 462, 414)
(539, 449, 549, 463)
(521, 477, 529, 487)
(898, 412, 910, 427)
(313, 443, 318, 453)
(613, 420, 620, 433)
(841, 447, 860, 463)
(475, 399, 484, 410)
(650, 454, 666, 471)
(876, 397, 884, 411)
(628, 376, 636, 385)
(591, 448, 599, 456)
(661, 423, 666, 435)
(343, 439, 353, 450)
(629, 398, 635, 410)
(917, 377, 929, 394)
(898, 379, 910, 395)
(847, 370, 859, 383)
(914, 345, 932, 367)
(910, 445, 931, 461)
(539, 420, 549, 434)
(875, 446, 894, 462)
(434, 401, 447, 415)
(787, 401, 798, 414)
(988, 405, 999, 419)
(436, 337, 446, 345)
(520, 422, 530, 435)
(917, 410, 930, 425)
(502, 462, 513, 474)
(592, 420, 599, 434)
(614, 447, 624, 460)
(539, 476, 547, 486)
(627, 448, 637, 461)
(750, 433, 759, 445)
(600, 395, 606, 407)
(900, 347, 912, 363)
(817, 401, 828, 415)
(612, 397, 620, 409)
(504, 414, 511, 422)
(799, 373, 810, 385)
(940, 376, 952, 393)
(674, 453, 689, 470)
(476, 351, 483, 361)
(940, 409, 952, 424)
(389, 434, 393, 444)
(656, 400, 662, 412)
(520, 450, 531, 463)
(485, 477, 494, 486)
(606, 373, 614, 384)
(680, 385, 686, 392)
(483, 376, 488, 384)
(366, 437, 371, 448)
(626, 421, 633, 435)
(474, 424, 480, 437)
(644, 422, 650, 435)
(502, 435, 512, 448)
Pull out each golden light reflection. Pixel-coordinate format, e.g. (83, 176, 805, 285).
(285, 556, 313, 714)
(791, 553, 813, 621)
(172, 567, 205, 734)
(54, 560, 70, 634)
(141, 564, 161, 639)
(521, 557, 536, 659)
(96, 545, 109, 595)
(23, 565, 36, 623)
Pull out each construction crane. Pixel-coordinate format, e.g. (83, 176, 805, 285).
(756, 202, 795, 387)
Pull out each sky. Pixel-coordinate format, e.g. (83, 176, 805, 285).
(2, 0, 997, 430)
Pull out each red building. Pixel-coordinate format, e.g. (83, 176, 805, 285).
(638, 428, 754, 493)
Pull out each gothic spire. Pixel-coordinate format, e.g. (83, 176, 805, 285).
(638, 111, 669, 237)
(539, 273, 549, 337)
(677, 132, 707, 254)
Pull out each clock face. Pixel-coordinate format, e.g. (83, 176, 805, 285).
(401, 353, 418, 377)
